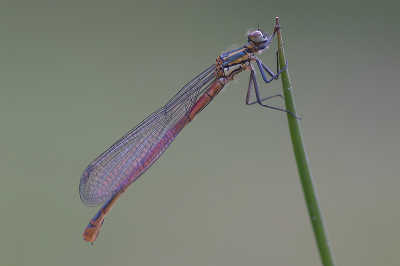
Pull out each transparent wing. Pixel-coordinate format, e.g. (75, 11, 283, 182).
(79, 65, 216, 207)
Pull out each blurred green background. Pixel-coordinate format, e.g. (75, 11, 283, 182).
(1, 0, 399, 265)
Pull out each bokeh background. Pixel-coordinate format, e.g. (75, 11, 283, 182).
(1, 0, 399, 265)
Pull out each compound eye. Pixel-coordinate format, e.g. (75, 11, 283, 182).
(249, 30, 263, 43)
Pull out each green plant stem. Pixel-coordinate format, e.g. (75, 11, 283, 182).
(275, 17, 335, 266)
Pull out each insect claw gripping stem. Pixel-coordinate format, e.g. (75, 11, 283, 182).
(273, 25, 281, 35)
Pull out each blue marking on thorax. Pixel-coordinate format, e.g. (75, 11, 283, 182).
(221, 47, 249, 68)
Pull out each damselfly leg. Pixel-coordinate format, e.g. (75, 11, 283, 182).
(246, 60, 300, 119)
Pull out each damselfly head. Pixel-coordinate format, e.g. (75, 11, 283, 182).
(248, 30, 264, 43)
(247, 30, 269, 48)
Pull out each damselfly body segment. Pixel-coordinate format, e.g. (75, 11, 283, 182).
(79, 24, 294, 243)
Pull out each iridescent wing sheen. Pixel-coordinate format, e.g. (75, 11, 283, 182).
(79, 65, 216, 207)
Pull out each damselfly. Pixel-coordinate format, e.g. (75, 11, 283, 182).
(79, 24, 297, 243)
